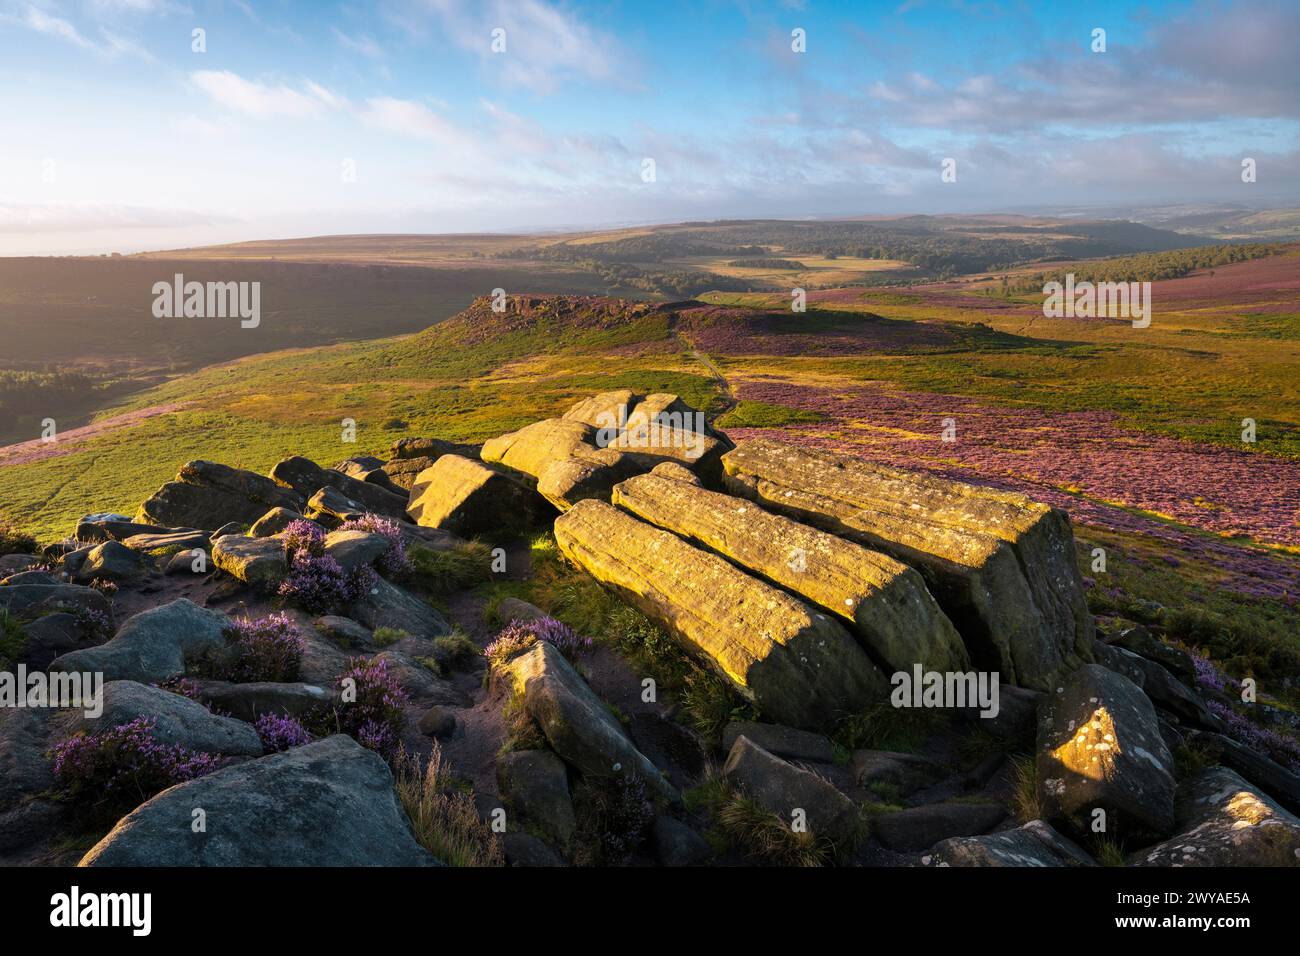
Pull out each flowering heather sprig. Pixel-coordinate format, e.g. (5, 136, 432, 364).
(216, 612, 306, 683)
(72, 605, 112, 641)
(49, 717, 220, 819)
(88, 577, 119, 599)
(255, 712, 313, 752)
(281, 519, 326, 560)
(277, 552, 349, 614)
(1191, 652, 1228, 696)
(333, 655, 408, 758)
(1207, 700, 1300, 774)
(339, 514, 411, 577)
(487, 617, 592, 664)
(154, 675, 202, 701)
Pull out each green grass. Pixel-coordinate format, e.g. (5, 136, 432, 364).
(408, 541, 495, 595)
(715, 399, 826, 428)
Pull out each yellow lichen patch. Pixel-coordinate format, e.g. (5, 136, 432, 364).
(1052, 707, 1121, 782)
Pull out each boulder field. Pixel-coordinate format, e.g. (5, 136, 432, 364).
(1, 388, 1294, 868)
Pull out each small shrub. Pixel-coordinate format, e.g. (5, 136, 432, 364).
(572, 773, 657, 866)
(49, 717, 220, 823)
(196, 612, 305, 683)
(0, 523, 38, 557)
(280, 519, 326, 560)
(716, 792, 829, 867)
(433, 630, 480, 670)
(316, 656, 408, 759)
(492, 617, 591, 663)
(154, 676, 202, 701)
(255, 713, 312, 752)
(338, 514, 410, 577)
(277, 552, 373, 614)
(88, 577, 118, 600)
(393, 744, 503, 866)
(408, 541, 493, 594)
(1010, 755, 1041, 823)
(373, 626, 409, 647)
(484, 630, 538, 669)
(0, 610, 27, 670)
(1094, 837, 1129, 867)
(72, 605, 113, 642)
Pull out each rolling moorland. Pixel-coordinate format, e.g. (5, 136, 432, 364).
(1, 218, 1298, 866)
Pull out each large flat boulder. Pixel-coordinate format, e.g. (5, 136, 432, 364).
(191, 679, 331, 722)
(137, 460, 304, 531)
(481, 418, 596, 479)
(0, 582, 110, 620)
(56, 681, 263, 757)
(923, 820, 1096, 867)
(49, 598, 230, 684)
(554, 500, 886, 729)
(722, 735, 859, 844)
(71, 541, 145, 584)
(495, 641, 676, 802)
(79, 735, 438, 866)
(346, 577, 450, 639)
(270, 456, 410, 521)
(1037, 664, 1176, 841)
(562, 389, 637, 428)
(536, 448, 643, 511)
(721, 438, 1093, 690)
(1131, 768, 1300, 867)
(211, 534, 286, 586)
(613, 471, 967, 674)
(406, 454, 546, 534)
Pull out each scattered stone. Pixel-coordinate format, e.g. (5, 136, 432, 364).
(120, 530, 210, 554)
(163, 549, 209, 575)
(851, 750, 947, 795)
(17, 613, 84, 670)
(72, 540, 144, 584)
(923, 819, 1096, 867)
(270, 456, 410, 521)
(347, 577, 450, 639)
(1104, 625, 1196, 686)
(249, 507, 303, 538)
(74, 517, 165, 543)
(1037, 664, 1176, 840)
(58, 680, 263, 757)
(721, 721, 836, 764)
(211, 534, 287, 587)
(721, 438, 1094, 690)
(495, 597, 548, 625)
(1184, 730, 1300, 816)
(323, 529, 389, 575)
(1131, 767, 1300, 867)
(496, 749, 577, 846)
(0, 554, 39, 576)
(502, 832, 565, 867)
(0, 582, 111, 620)
(191, 679, 331, 722)
(334, 456, 402, 493)
(0, 707, 53, 811)
(49, 598, 229, 684)
(614, 471, 967, 674)
(722, 735, 859, 844)
(418, 706, 457, 738)
(554, 499, 885, 729)
(494, 641, 676, 801)
(314, 615, 373, 649)
(79, 736, 439, 866)
(304, 486, 368, 525)
(652, 815, 711, 866)
(562, 389, 637, 428)
(872, 802, 1006, 852)
(407, 454, 545, 535)
(137, 460, 304, 531)
(373, 651, 470, 707)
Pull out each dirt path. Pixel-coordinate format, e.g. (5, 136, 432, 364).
(667, 315, 738, 418)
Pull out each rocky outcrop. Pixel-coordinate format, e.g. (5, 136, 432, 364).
(1131, 768, 1300, 867)
(562, 389, 637, 428)
(720, 721, 836, 764)
(554, 499, 886, 729)
(249, 507, 302, 538)
(0, 581, 110, 619)
(346, 577, 450, 638)
(406, 454, 546, 534)
(383, 437, 482, 491)
(613, 471, 967, 674)
(722, 735, 859, 843)
(1037, 664, 1176, 840)
(270, 456, 409, 521)
(721, 438, 1093, 690)
(137, 460, 304, 531)
(79, 736, 438, 866)
(211, 534, 286, 586)
(496, 749, 577, 847)
(923, 820, 1096, 867)
(494, 640, 675, 802)
(57, 681, 263, 757)
(49, 598, 229, 684)
(323, 529, 389, 575)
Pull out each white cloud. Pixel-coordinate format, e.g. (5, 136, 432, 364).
(332, 27, 384, 58)
(190, 71, 337, 117)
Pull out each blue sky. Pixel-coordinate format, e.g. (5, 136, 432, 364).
(1, 0, 1296, 254)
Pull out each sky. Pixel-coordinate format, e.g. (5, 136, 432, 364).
(0, 0, 1297, 255)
